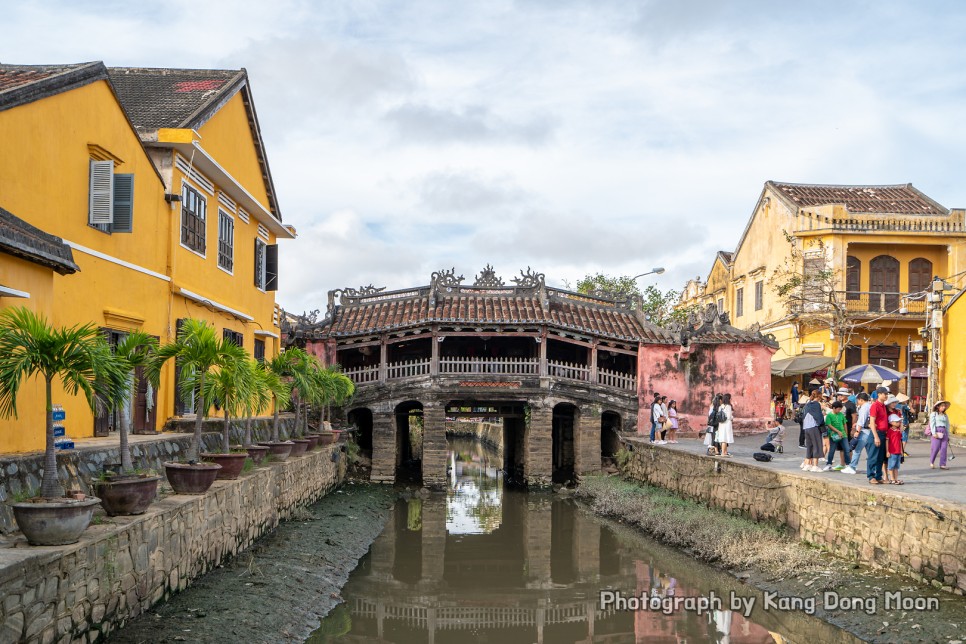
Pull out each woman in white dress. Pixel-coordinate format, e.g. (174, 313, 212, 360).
(716, 393, 735, 457)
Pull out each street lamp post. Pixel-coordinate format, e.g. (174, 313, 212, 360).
(631, 267, 665, 280)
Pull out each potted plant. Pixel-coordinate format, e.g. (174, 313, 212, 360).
(284, 348, 316, 456)
(313, 366, 354, 446)
(258, 353, 294, 460)
(155, 319, 239, 493)
(200, 348, 253, 479)
(93, 331, 162, 515)
(239, 360, 272, 464)
(0, 307, 125, 544)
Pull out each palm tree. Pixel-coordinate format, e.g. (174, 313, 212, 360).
(156, 319, 247, 462)
(0, 307, 125, 498)
(202, 347, 254, 453)
(284, 348, 318, 438)
(265, 352, 294, 442)
(313, 366, 355, 429)
(113, 331, 160, 472)
(241, 359, 273, 447)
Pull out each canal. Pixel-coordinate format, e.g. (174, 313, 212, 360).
(111, 436, 860, 643)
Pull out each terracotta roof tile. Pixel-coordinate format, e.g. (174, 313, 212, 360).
(0, 62, 106, 112)
(0, 206, 79, 274)
(769, 181, 948, 216)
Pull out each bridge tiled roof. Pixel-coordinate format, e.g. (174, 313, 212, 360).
(325, 289, 676, 344)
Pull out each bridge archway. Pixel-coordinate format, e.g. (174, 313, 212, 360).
(394, 401, 424, 484)
(601, 411, 622, 467)
(552, 403, 579, 484)
(347, 407, 373, 463)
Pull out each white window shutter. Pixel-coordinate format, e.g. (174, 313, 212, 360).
(89, 160, 114, 225)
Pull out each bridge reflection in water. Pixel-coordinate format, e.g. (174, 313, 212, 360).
(309, 438, 791, 643)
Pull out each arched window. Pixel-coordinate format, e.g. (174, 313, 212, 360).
(846, 256, 861, 301)
(869, 255, 900, 312)
(908, 258, 933, 297)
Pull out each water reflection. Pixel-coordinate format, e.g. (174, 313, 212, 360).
(309, 437, 855, 643)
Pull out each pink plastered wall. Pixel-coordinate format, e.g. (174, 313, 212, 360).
(637, 342, 775, 435)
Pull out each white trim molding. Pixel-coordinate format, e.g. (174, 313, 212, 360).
(178, 288, 253, 322)
(64, 241, 171, 282)
(0, 285, 30, 298)
(253, 329, 279, 339)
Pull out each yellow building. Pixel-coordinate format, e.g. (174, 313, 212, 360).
(682, 181, 966, 416)
(942, 288, 966, 436)
(0, 62, 294, 452)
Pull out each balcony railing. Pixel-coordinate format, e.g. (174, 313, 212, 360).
(342, 356, 637, 392)
(837, 291, 927, 315)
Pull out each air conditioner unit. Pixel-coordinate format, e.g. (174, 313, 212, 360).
(802, 343, 825, 353)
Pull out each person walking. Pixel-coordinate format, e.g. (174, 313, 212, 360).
(929, 400, 952, 469)
(822, 400, 851, 471)
(800, 389, 826, 472)
(716, 393, 734, 457)
(667, 399, 679, 443)
(791, 381, 800, 411)
(844, 392, 871, 475)
(867, 387, 890, 484)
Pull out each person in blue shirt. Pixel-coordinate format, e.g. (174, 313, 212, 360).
(791, 381, 800, 410)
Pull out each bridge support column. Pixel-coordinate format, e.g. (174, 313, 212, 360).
(420, 496, 447, 585)
(422, 403, 447, 488)
(576, 404, 602, 477)
(370, 407, 397, 483)
(574, 508, 601, 581)
(369, 510, 396, 580)
(526, 403, 552, 486)
(525, 496, 552, 588)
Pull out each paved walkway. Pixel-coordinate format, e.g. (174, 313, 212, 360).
(643, 422, 965, 507)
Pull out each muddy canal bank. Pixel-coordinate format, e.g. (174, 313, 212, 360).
(108, 484, 395, 643)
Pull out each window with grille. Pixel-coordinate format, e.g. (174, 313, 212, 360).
(217, 210, 234, 272)
(754, 280, 764, 311)
(735, 287, 744, 317)
(223, 328, 244, 347)
(181, 184, 206, 254)
(254, 239, 266, 290)
(254, 338, 265, 363)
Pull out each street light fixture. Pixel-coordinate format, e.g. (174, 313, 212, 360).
(631, 267, 665, 280)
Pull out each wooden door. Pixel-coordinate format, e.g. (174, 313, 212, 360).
(908, 258, 933, 297)
(869, 255, 899, 311)
(132, 365, 159, 434)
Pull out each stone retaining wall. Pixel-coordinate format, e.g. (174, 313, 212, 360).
(0, 443, 345, 643)
(621, 440, 965, 595)
(445, 421, 504, 450)
(0, 415, 297, 534)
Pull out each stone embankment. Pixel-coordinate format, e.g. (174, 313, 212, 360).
(621, 438, 965, 595)
(445, 421, 503, 450)
(0, 426, 344, 643)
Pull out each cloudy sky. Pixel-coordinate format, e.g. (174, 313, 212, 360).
(5, 1, 966, 315)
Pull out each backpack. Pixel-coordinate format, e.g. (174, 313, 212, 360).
(716, 407, 728, 424)
(753, 452, 773, 462)
(707, 407, 719, 427)
(760, 442, 776, 452)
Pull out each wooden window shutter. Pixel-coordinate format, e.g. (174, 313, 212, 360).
(265, 244, 279, 291)
(111, 174, 135, 233)
(89, 160, 114, 225)
(254, 239, 265, 288)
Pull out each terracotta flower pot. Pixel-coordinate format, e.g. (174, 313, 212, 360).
(317, 432, 338, 446)
(94, 475, 160, 516)
(12, 497, 101, 546)
(244, 445, 270, 465)
(303, 434, 321, 450)
(164, 462, 222, 494)
(290, 439, 310, 457)
(258, 441, 294, 461)
(201, 453, 249, 480)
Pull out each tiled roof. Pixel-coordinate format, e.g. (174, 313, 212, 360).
(326, 291, 675, 344)
(0, 206, 79, 274)
(768, 182, 948, 216)
(0, 62, 106, 112)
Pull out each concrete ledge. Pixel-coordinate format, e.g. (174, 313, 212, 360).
(0, 444, 345, 643)
(621, 438, 965, 595)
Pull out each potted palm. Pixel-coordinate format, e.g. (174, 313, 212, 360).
(200, 347, 254, 479)
(0, 307, 125, 545)
(155, 319, 237, 493)
(285, 348, 316, 456)
(94, 331, 162, 516)
(258, 352, 295, 460)
(239, 359, 272, 464)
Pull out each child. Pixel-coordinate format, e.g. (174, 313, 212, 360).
(666, 400, 679, 443)
(885, 396, 904, 484)
(823, 400, 850, 471)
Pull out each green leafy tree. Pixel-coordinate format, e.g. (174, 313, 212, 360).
(574, 273, 683, 327)
(156, 319, 247, 462)
(113, 331, 160, 472)
(241, 359, 276, 447)
(203, 348, 255, 453)
(266, 352, 296, 442)
(0, 307, 125, 498)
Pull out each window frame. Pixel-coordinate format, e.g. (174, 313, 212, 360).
(217, 209, 235, 274)
(180, 181, 207, 257)
(254, 338, 266, 363)
(735, 287, 744, 318)
(254, 238, 267, 291)
(754, 280, 764, 311)
(223, 328, 244, 348)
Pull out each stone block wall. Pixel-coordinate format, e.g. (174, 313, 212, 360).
(0, 415, 298, 535)
(0, 444, 345, 643)
(621, 440, 965, 595)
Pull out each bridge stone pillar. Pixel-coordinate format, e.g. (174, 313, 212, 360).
(422, 402, 447, 488)
(576, 404, 602, 477)
(369, 510, 397, 580)
(574, 508, 601, 581)
(370, 405, 397, 484)
(526, 401, 552, 486)
(525, 496, 552, 588)
(420, 496, 447, 585)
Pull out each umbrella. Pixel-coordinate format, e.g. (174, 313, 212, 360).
(770, 355, 837, 377)
(837, 363, 905, 384)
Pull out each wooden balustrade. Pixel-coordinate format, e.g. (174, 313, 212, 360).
(439, 356, 539, 375)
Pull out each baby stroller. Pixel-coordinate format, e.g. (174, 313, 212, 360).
(761, 424, 785, 454)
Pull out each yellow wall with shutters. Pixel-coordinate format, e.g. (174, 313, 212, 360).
(942, 291, 966, 436)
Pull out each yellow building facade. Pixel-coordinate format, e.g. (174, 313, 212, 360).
(0, 62, 293, 452)
(681, 182, 966, 425)
(942, 289, 966, 436)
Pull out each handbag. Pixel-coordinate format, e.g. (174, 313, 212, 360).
(662, 420, 673, 431)
(703, 431, 713, 447)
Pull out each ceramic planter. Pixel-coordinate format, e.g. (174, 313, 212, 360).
(303, 434, 321, 450)
(12, 497, 101, 546)
(164, 462, 222, 494)
(289, 439, 310, 457)
(94, 475, 160, 516)
(317, 432, 338, 446)
(244, 445, 270, 465)
(201, 453, 249, 480)
(258, 441, 294, 461)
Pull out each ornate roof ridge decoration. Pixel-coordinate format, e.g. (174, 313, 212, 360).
(679, 303, 779, 348)
(473, 264, 504, 287)
(511, 266, 545, 289)
(431, 267, 464, 288)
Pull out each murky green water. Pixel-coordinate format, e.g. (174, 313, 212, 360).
(308, 437, 858, 644)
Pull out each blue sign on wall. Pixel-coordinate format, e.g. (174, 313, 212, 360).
(52, 410, 66, 421)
